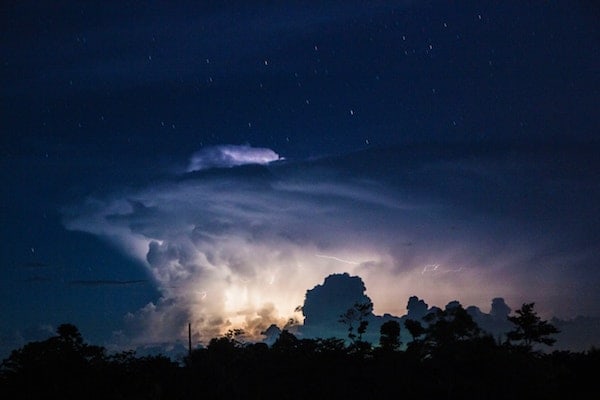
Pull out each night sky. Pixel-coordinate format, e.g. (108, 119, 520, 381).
(1, 1, 599, 358)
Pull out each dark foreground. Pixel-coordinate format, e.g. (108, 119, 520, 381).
(1, 305, 598, 399)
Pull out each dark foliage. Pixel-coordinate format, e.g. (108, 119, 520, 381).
(379, 320, 401, 352)
(0, 304, 593, 400)
(507, 302, 560, 352)
(0, 324, 182, 399)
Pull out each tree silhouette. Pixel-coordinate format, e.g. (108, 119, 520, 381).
(422, 303, 482, 346)
(338, 301, 373, 343)
(205, 328, 247, 359)
(314, 337, 346, 356)
(1, 323, 106, 375)
(339, 301, 373, 355)
(0, 309, 595, 400)
(404, 303, 486, 360)
(379, 320, 401, 351)
(271, 329, 301, 354)
(506, 302, 559, 351)
(0, 324, 113, 398)
(404, 319, 426, 341)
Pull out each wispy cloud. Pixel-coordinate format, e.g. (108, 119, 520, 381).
(22, 276, 52, 283)
(17, 262, 51, 269)
(68, 279, 147, 287)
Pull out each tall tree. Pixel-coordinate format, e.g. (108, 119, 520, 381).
(506, 302, 559, 351)
(339, 301, 373, 355)
(338, 301, 373, 344)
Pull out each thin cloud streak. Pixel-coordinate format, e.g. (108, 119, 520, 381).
(68, 279, 147, 287)
(17, 262, 52, 269)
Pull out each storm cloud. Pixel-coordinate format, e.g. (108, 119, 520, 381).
(63, 143, 600, 348)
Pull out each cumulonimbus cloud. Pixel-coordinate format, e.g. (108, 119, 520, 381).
(62, 144, 600, 348)
(186, 144, 282, 172)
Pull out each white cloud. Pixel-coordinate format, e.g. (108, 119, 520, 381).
(186, 144, 281, 172)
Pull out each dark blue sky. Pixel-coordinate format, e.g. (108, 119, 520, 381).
(1, 1, 598, 357)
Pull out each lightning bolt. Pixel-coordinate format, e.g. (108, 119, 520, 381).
(315, 254, 360, 265)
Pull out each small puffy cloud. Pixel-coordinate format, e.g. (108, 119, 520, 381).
(186, 144, 281, 172)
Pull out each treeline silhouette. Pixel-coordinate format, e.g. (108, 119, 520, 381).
(1, 302, 598, 399)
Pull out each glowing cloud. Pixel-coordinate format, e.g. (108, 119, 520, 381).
(63, 145, 598, 348)
(186, 144, 281, 172)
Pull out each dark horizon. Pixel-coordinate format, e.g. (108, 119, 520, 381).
(4, 271, 597, 361)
